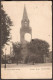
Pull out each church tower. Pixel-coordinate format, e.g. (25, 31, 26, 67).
(20, 6, 32, 44)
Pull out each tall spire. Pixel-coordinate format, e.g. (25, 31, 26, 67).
(23, 5, 28, 20)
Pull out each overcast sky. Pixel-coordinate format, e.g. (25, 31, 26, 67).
(2, 1, 52, 54)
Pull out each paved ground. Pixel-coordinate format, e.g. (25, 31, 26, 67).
(1, 63, 52, 79)
(1, 63, 52, 68)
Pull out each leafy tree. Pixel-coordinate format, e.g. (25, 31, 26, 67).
(1, 4, 13, 48)
(27, 39, 50, 63)
(13, 43, 22, 64)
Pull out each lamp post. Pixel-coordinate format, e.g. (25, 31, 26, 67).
(4, 47, 7, 68)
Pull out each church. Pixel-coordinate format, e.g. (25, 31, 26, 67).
(20, 6, 52, 63)
(20, 6, 32, 63)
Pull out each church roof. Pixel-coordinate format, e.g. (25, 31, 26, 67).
(22, 5, 28, 21)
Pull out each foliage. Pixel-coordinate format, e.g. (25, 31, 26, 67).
(13, 43, 22, 63)
(27, 39, 50, 55)
(27, 39, 50, 63)
(1, 4, 13, 47)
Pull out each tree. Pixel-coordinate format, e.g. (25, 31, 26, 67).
(27, 39, 50, 63)
(1, 4, 13, 48)
(13, 42, 22, 64)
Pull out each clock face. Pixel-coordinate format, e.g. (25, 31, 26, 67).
(25, 21, 27, 26)
(25, 21, 27, 23)
(25, 33, 31, 42)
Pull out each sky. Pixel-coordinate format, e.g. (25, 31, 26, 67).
(2, 1, 52, 54)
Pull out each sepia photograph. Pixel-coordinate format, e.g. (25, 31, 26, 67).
(1, 1, 52, 79)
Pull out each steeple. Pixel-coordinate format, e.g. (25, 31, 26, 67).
(20, 5, 32, 44)
(22, 5, 28, 21)
(21, 5, 29, 27)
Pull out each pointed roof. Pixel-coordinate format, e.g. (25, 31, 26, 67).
(22, 5, 28, 20)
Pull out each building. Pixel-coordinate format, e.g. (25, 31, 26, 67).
(20, 6, 32, 63)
